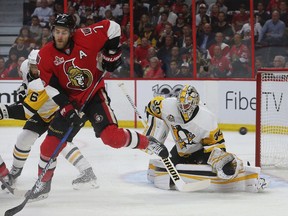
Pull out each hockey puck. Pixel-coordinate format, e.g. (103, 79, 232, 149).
(239, 127, 247, 135)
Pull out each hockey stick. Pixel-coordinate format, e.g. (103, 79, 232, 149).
(5, 71, 107, 216)
(117, 82, 210, 192)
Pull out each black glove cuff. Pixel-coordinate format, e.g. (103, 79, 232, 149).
(52, 93, 70, 108)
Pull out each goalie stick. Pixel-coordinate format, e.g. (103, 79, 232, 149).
(5, 71, 107, 216)
(118, 82, 210, 192)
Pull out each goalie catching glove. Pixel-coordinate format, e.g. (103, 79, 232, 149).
(207, 147, 243, 180)
(101, 48, 122, 72)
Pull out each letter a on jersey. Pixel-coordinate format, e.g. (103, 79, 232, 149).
(79, 50, 87, 59)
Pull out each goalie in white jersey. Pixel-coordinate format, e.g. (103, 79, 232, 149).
(0, 49, 98, 194)
(145, 85, 267, 192)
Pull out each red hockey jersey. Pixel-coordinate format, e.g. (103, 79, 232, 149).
(38, 19, 120, 108)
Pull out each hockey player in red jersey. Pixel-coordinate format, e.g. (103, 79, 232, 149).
(29, 14, 168, 201)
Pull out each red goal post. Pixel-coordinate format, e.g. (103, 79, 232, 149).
(256, 69, 288, 168)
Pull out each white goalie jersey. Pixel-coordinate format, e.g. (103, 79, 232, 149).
(145, 96, 226, 157)
(20, 59, 58, 122)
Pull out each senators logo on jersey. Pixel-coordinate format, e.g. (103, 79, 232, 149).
(64, 58, 93, 90)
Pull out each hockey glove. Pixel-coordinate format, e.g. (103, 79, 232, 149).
(207, 148, 243, 180)
(16, 83, 27, 103)
(60, 103, 83, 126)
(101, 48, 122, 72)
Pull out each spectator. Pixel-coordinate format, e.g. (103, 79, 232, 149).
(209, 4, 220, 30)
(238, 17, 262, 45)
(195, 0, 209, 13)
(171, 0, 185, 14)
(279, 1, 288, 26)
(0, 57, 5, 76)
(209, 45, 232, 78)
(135, 37, 151, 63)
(0, 50, 18, 78)
(207, 0, 228, 15)
(177, 62, 193, 78)
(139, 47, 157, 70)
(166, 60, 180, 78)
(178, 25, 192, 47)
(258, 10, 286, 46)
(266, 0, 281, 13)
(143, 57, 165, 78)
(196, 3, 210, 28)
(30, 15, 43, 41)
(68, 6, 81, 27)
(7, 56, 26, 78)
(157, 35, 175, 72)
(156, 23, 177, 48)
(181, 4, 192, 25)
(231, 4, 249, 33)
(150, 5, 160, 27)
(98, 0, 122, 20)
(137, 14, 151, 36)
(17, 26, 36, 48)
(137, 23, 157, 48)
(255, 56, 264, 73)
(118, 3, 129, 30)
(10, 36, 30, 59)
(255, 2, 270, 27)
(173, 13, 187, 37)
(229, 33, 251, 77)
(208, 32, 230, 58)
(179, 35, 193, 56)
(272, 55, 286, 68)
(212, 12, 234, 45)
(197, 23, 215, 54)
(31, 0, 54, 25)
(155, 11, 171, 37)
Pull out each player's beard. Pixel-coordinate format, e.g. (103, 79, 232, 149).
(55, 38, 69, 49)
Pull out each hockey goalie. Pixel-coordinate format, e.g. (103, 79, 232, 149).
(144, 85, 267, 192)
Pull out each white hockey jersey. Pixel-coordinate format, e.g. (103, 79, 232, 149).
(20, 59, 58, 122)
(145, 96, 226, 157)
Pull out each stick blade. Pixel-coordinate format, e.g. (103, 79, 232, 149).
(5, 199, 28, 216)
(178, 179, 211, 192)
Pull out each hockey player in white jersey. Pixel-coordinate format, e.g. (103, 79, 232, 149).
(145, 84, 267, 192)
(0, 49, 98, 194)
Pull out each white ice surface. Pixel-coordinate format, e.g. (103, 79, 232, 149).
(1, 127, 288, 216)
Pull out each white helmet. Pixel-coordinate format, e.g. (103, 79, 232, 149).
(28, 49, 39, 65)
(177, 85, 200, 121)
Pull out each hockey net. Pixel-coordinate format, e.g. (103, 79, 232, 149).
(256, 69, 288, 168)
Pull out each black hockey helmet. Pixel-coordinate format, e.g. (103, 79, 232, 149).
(52, 14, 76, 31)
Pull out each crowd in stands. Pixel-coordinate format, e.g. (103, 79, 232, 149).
(1, 0, 288, 79)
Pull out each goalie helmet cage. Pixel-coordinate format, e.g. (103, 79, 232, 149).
(256, 69, 288, 168)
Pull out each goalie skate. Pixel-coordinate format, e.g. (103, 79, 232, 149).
(72, 167, 99, 190)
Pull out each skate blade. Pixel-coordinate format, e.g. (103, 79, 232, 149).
(27, 193, 49, 202)
(72, 180, 99, 190)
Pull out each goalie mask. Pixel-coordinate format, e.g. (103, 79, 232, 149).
(177, 85, 200, 121)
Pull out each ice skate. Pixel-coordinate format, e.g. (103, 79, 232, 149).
(72, 167, 99, 190)
(1, 166, 23, 190)
(1, 174, 14, 191)
(26, 179, 51, 202)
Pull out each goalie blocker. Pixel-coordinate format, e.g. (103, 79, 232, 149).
(147, 159, 267, 192)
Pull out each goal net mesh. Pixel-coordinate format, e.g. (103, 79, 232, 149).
(257, 70, 288, 168)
